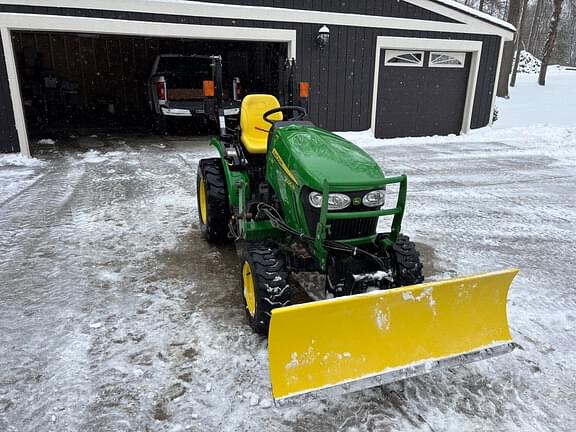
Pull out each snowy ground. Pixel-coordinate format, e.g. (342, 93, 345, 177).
(494, 67, 576, 129)
(1, 71, 576, 431)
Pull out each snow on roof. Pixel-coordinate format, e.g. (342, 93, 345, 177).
(432, 0, 516, 32)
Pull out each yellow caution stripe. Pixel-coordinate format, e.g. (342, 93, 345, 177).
(268, 268, 519, 402)
(271, 148, 298, 185)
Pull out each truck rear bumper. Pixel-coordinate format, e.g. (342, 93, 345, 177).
(161, 107, 203, 117)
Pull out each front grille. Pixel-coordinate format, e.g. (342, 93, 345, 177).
(301, 188, 380, 240)
(328, 217, 379, 240)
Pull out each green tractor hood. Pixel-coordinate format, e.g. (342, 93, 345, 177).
(276, 125, 386, 192)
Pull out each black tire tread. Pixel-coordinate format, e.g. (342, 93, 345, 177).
(241, 245, 291, 335)
(391, 234, 424, 287)
(197, 158, 231, 243)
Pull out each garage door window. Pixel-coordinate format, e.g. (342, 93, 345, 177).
(429, 52, 466, 68)
(384, 50, 424, 67)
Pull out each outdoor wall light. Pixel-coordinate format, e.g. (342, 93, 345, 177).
(316, 25, 330, 48)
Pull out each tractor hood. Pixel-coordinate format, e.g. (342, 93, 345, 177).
(276, 125, 386, 192)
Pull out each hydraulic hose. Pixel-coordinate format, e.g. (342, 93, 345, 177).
(256, 203, 386, 270)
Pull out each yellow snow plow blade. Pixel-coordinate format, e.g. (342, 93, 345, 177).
(268, 268, 519, 403)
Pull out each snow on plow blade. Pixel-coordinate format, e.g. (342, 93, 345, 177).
(268, 268, 519, 404)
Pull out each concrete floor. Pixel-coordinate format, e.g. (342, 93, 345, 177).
(1, 132, 575, 431)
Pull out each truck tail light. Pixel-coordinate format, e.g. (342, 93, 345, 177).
(203, 80, 215, 97)
(156, 80, 167, 102)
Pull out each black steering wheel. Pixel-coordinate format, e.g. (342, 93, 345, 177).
(263, 106, 307, 125)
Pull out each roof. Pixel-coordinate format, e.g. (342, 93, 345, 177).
(430, 0, 516, 32)
(0, 0, 516, 40)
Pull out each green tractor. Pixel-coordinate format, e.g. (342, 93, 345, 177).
(198, 94, 423, 327)
(197, 94, 518, 403)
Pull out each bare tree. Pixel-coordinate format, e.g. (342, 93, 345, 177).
(527, 0, 544, 53)
(453, 0, 576, 69)
(497, 0, 523, 97)
(532, 1, 551, 56)
(565, 0, 576, 65)
(571, 16, 576, 65)
(510, 0, 529, 87)
(539, 0, 565, 85)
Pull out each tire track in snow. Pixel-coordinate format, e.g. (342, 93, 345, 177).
(1, 137, 575, 431)
(0, 154, 92, 431)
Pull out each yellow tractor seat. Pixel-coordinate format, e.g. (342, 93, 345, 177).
(240, 94, 283, 154)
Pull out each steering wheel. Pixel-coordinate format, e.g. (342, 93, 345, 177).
(263, 106, 307, 125)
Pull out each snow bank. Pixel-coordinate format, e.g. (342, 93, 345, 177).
(514, 50, 542, 74)
(339, 123, 576, 152)
(496, 68, 576, 129)
(0, 153, 46, 167)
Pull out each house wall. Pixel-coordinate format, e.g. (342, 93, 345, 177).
(193, 0, 458, 22)
(0, 4, 502, 151)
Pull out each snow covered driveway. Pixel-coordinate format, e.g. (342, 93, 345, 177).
(1, 123, 575, 431)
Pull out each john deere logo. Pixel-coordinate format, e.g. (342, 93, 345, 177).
(353, 197, 362, 206)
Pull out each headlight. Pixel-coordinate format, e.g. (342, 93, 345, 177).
(308, 192, 351, 210)
(362, 189, 386, 207)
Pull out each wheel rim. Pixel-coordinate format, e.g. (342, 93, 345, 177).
(199, 177, 207, 225)
(242, 261, 256, 317)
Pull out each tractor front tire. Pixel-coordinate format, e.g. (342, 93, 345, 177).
(197, 158, 231, 243)
(390, 234, 424, 287)
(240, 245, 291, 335)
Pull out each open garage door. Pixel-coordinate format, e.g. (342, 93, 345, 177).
(374, 50, 471, 139)
(12, 31, 288, 153)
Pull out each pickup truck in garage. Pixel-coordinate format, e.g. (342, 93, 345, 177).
(148, 54, 240, 133)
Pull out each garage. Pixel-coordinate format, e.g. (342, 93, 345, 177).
(371, 37, 484, 139)
(0, 0, 515, 155)
(11, 30, 287, 152)
(375, 50, 471, 138)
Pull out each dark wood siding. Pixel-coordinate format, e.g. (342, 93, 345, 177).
(292, 25, 499, 131)
(0, 31, 19, 153)
(193, 0, 458, 22)
(12, 32, 284, 121)
(0, 5, 501, 142)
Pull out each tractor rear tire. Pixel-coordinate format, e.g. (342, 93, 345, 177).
(390, 234, 424, 287)
(153, 114, 168, 136)
(197, 158, 231, 243)
(240, 245, 291, 335)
